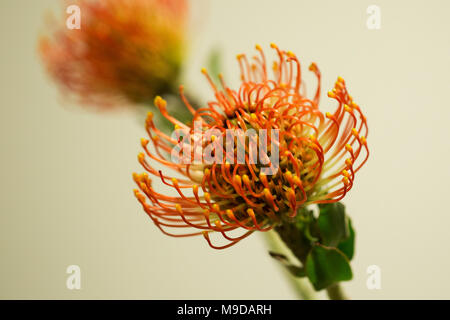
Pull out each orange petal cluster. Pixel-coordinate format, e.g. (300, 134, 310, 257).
(39, 0, 187, 108)
(133, 44, 369, 249)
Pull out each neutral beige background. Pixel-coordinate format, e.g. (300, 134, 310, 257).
(1, 0, 450, 299)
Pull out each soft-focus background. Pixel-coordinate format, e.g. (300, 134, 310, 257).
(1, 0, 450, 299)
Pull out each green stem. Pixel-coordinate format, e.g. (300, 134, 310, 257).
(290, 275, 315, 300)
(263, 232, 315, 300)
(326, 283, 347, 300)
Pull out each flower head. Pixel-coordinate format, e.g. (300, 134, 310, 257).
(39, 0, 187, 108)
(133, 44, 369, 249)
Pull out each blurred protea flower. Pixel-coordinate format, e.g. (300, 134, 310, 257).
(133, 44, 369, 249)
(39, 0, 188, 108)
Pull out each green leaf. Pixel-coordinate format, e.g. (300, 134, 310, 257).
(337, 218, 355, 260)
(269, 251, 306, 278)
(317, 202, 349, 247)
(305, 245, 353, 290)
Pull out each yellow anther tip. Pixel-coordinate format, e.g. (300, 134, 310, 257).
(141, 138, 149, 146)
(201, 68, 207, 74)
(270, 43, 278, 49)
(255, 44, 262, 50)
(309, 63, 317, 71)
(154, 96, 166, 108)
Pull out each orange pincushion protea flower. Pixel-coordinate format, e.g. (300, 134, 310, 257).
(39, 0, 187, 108)
(133, 44, 369, 249)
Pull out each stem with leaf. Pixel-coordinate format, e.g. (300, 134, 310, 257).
(269, 203, 355, 300)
